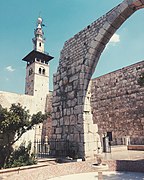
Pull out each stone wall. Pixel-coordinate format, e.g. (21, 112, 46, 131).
(0, 91, 36, 147)
(0, 91, 52, 148)
(91, 61, 144, 145)
(51, 0, 144, 158)
(42, 92, 53, 140)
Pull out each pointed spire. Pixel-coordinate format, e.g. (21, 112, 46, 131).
(33, 17, 45, 52)
(37, 17, 43, 29)
(35, 17, 44, 37)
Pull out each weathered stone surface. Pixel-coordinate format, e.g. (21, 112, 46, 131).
(51, 0, 144, 158)
(52, 120, 57, 126)
(70, 115, 77, 125)
(91, 61, 144, 145)
(56, 127, 62, 134)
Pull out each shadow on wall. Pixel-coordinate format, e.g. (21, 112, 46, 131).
(116, 159, 144, 173)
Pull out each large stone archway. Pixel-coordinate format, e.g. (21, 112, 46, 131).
(51, 0, 144, 159)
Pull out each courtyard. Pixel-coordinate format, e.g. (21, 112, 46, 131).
(0, 147, 143, 180)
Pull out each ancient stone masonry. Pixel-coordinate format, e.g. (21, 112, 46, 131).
(51, 0, 144, 159)
(42, 92, 53, 141)
(91, 61, 144, 145)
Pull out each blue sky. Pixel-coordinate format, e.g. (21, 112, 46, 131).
(0, 0, 144, 94)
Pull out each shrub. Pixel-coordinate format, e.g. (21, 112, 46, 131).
(5, 142, 37, 168)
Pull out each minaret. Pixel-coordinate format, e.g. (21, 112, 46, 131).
(32, 17, 45, 53)
(22, 17, 53, 110)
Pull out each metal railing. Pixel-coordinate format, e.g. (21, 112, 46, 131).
(34, 140, 79, 159)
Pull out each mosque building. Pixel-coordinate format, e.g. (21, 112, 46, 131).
(0, 17, 53, 147)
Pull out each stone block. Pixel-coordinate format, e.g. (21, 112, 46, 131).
(74, 133, 80, 142)
(56, 74, 61, 81)
(67, 134, 74, 141)
(74, 105, 83, 115)
(83, 123, 89, 133)
(112, 15, 125, 29)
(56, 112, 60, 119)
(80, 134, 84, 142)
(94, 33, 103, 42)
(70, 107, 74, 114)
(56, 127, 62, 134)
(67, 85, 73, 92)
(99, 28, 107, 35)
(63, 76, 68, 85)
(74, 124, 84, 133)
(93, 124, 98, 133)
(57, 134, 61, 139)
(130, 0, 143, 7)
(69, 126, 75, 134)
(103, 21, 111, 31)
(78, 114, 84, 124)
(73, 80, 79, 89)
(67, 108, 71, 115)
(64, 109, 67, 116)
(52, 113, 55, 119)
(88, 48, 95, 54)
(63, 126, 69, 134)
(70, 115, 77, 125)
(60, 118, 63, 126)
(64, 116, 70, 125)
(68, 91, 75, 99)
(69, 74, 78, 82)
(52, 120, 57, 126)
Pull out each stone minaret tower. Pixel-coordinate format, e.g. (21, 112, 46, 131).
(23, 17, 53, 112)
(22, 17, 53, 140)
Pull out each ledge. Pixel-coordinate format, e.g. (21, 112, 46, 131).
(0, 163, 48, 174)
(127, 145, 144, 151)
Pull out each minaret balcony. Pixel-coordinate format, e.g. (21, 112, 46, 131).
(22, 50, 54, 65)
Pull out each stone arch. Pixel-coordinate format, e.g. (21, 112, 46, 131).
(51, 0, 144, 159)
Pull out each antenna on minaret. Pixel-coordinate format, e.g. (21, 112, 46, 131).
(39, 11, 42, 18)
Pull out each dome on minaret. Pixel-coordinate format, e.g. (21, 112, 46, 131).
(37, 17, 43, 25)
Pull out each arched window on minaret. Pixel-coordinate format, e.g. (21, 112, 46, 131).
(29, 68, 33, 76)
(39, 68, 42, 74)
(42, 68, 45, 75)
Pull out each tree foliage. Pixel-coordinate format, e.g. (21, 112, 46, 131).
(0, 103, 49, 168)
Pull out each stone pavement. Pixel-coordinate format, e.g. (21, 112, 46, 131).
(0, 147, 143, 180)
(50, 171, 144, 180)
(102, 145, 144, 160)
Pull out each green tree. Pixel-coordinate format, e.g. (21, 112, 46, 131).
(0, 103, 49, 168)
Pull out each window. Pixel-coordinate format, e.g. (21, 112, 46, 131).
(39, 42, 41, 47)
(39, 66, 45, 75)
(29, 68, 33, 76)
(42, 68, 45, 75)
(39, 68, 41, 74)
